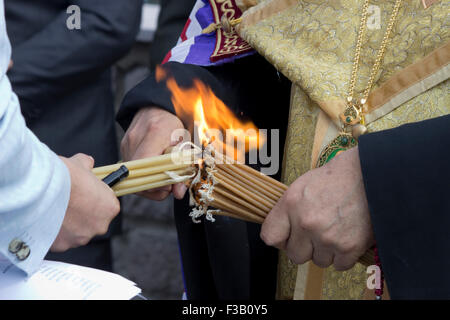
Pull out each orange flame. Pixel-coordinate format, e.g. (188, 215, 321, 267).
(157, 66, 264, 162)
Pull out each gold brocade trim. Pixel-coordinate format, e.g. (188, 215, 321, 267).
(277, 84, 319, 300)
(209, 0, 253, 61)
(237, 0, 298, 32)
(321, 264, 367, 300)
(238, 0, 449, 115)
(367, 42, 450, 112)
(366, 63, 450, 123)
(238, 0, 450, 300)
(365, 42, 450, 123)
(310, 110, 331, 168)
(316, 43, 450, 128)
(214, 30, 252, 58)
(276, 252, 298, 300)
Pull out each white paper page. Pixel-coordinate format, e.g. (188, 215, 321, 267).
(0, 257, 141, 300)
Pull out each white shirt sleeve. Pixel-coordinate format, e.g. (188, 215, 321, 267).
(0, 0, 70, 275)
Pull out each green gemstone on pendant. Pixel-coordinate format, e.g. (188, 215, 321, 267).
(346, 116, 352, 123)
(339, 136, 349, 146)
(318, 133, 359, 168)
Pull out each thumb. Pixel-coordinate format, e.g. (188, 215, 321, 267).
(260, 197, 291, 250)
(72, 153, 95, 170)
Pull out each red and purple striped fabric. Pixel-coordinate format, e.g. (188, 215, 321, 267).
(162, 0, 255, 66)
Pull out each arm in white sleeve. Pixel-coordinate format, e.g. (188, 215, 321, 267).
(0, 81, 71, 276)
(0, 0, 70, 275)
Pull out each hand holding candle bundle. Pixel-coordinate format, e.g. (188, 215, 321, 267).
(186, 146, 375, 267)
(93, 147, 198, 197)
(94, 70, 374, 267)
(92, 143, 374, 267)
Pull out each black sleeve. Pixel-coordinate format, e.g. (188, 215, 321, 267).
(8, 0, 142, 114)
(117, 55, 291, 134)
(117, 55, 291, 300)
(358, 114, 450, 299)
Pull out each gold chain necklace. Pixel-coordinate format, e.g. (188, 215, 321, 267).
(318, 0, 403, 167)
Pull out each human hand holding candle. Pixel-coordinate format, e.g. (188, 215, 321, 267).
(120, 106, 188, 200)
(51, 154, 120, 252)
(114, 73, 375, 267)
(260, 147, 375, 271)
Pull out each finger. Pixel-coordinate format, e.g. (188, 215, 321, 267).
(312, 246, 334, 268)
(152, 185, 172, 193)
(285, 212, 314, 264)
(173, 183, 188, 200)
(135, 185, 171, 199)
(132, 138, 165, 160)
(50, 237, 66, 252)
(138, 189, 171, 201)
(169, 135, 184, 148)
(333, 253, 358, 271)
(121, 113, 146, 160)
(50, 242, 67, 253)
(286, 233, 313, 265)
(50, 232, 75, 253)
(72, 153, 95, 169)
(260, 197, 291, 250)
(162, 137, 185, 156)
(107, 194, 121, 217)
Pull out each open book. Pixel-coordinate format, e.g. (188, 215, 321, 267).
(0, 256, 141, 300)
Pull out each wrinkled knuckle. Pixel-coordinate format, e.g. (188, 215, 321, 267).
(82, 155, 94, 168)
(78, 236, 91, 247)
(111, 199, 121, 216)
(171, 117, 184, 130)
(98, 224, 109, 236)
(93, 222, 108, 237)
(260, 231, 278, 247)
(259, 229, 269, 244)
(284, 190, 300, 210)
(120, 137, 128, 155)
(320, 232, 336, 247)
(148, 120, 164, 133)
(298, 211, 318, 231)
(337, 241, 358, 255)
(125, 128, 138, 145)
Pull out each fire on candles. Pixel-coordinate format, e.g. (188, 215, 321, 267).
(92, 70, 374, 266)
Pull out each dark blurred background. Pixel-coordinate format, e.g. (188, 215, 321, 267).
(112, 0, 195, 300)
